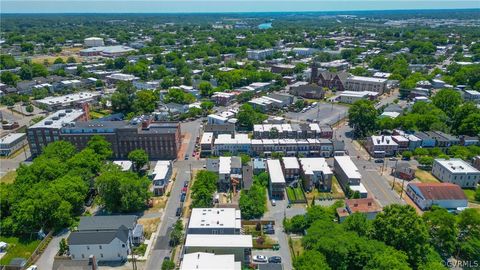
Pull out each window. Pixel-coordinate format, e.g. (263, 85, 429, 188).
(101, 254, 103, 258)
(87, 246, 90, 250)
(122, 244, 126, 248)
(99, 245, 102, 249)
(82, 254, 85, 259)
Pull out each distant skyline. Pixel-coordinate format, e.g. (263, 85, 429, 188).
(1, 0, 479, 14)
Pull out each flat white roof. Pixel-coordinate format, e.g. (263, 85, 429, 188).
(180, 253, 240, 270)
(185, 234, 253, 248)
(152, 160, 171, 180)
(208, 114, 228, 122)
(334, 156, 361, 180)
(371, 135, 399, 146)
(348, 75, 387, 83)
(113, 160, 132, 171)
(214, 134, 251, 145)
(350, 183, 368, 194)
(0, 133, 26, 145)
(282, 157, 300, 169)
(35, 92, 100, 106)
(299, 158, 332, 175)
(201, 132, 214, 145)
(219, 156, 232, 174)
(189, 208, 241, 229)
(29, 109, 84, 129)
(435, 158, 480, 174)
(267, 159, 286, 184)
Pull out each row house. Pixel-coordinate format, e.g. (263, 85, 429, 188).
(365, 135, 399, 158)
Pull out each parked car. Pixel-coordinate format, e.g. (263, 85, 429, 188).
(176, 207, 182, 217)
(253, 255, 268, 263)
(271, 199, 276, 206)
(389, 157, 397, 161)
(268, 256, 282, 263)
(26, 266, 38, 270)
(374, 159, 384, 163)
(180, 193, 186, 202)
(263, 223, 275, 234)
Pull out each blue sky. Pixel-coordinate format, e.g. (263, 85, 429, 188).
(1, 0, 479, 13)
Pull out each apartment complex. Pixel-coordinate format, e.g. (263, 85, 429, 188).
(431, 159, 480, 188)
(267, 159, 286, 199)
(298, 157, 333, 191)
(345, 76, 388, 94)
(365, 135, 399, 157)
(253, 123, 332, 139)
(187, 208, 242, 235)
(0, 133, 27, 156)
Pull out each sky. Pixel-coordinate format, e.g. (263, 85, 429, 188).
(1, 0, 479, 13)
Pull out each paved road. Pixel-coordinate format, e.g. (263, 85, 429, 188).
(336, 124, 404, 207)
(35, 229, 70, 270)
(144, 118, 204, 270)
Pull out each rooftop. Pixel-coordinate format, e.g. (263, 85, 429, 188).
(189, 208, 241, 229)
(185, 234, 253, 248)
(434, 158, 480, 174)
(69, 227, 129, 245)
(409, 183, 467, 201)
(0, 133, 26, 145)
(282, 156, 300, 170)
(370, 135, 399, 146)
(345, 198, 382, 214)
(35, 92, 100, 106)
(267, 159, 286, 184)
(299, 157, 332, 176)
(152, 160, 171, 181)
(29, 109, 85, 129)
(348, 75, 387, 83)
(78, 215, 137, 231)
(334, 156, 361, 180)
(180, 253, 241, 270)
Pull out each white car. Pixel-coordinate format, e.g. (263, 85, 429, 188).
(253, 255, 268, 263)
(26, 266, 38, 270)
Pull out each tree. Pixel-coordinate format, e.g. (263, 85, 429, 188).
(284, 214, 307, 234)
(133, 90, 158, 113)
(423, 207, 458, 258)
(239, 183, 266, 219)
(59, 238, 68, 255)
(19, 64, 33, 80)
(31, 63, 48, 77)
(161, 259, 175, 270)
(199, 81, 214, 96)
(402, 151, 412, 160)
(348, 100, 378, 138)
(237, 103, 267, 130)
(169, 220, 184, 246)
(475, 188, 480, 202)
(293, 250, 331, 270)
(1, 71, 20, 86)
(432, 89, 462, 117)
(128, 149, 149, 172)
(95, 164, 150, 213)
(342, 212, 371, 237)
(372, 204, 429, 267)
(53, 57, 65, 64)
(190, 170, 217, 208)
(418, 156, 434, 168)
(25, 104, 34, 113)
(87, 135, 113, 160)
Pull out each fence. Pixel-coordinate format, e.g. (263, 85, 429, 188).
(24, 231, 54, 268)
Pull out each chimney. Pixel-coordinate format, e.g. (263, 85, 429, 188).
(88, 255, 97, 270)
(82, 103, 90, 121)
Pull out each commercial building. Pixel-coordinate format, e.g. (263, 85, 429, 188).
(187, 208, 242, 235)
(289, 82, 325, 99)
(253, 123, 332, 139)
(248, 93, 294, 112)
(270, 64, 295, 74)
(298, 158, 333, 191)
(27, 109, 87, 156)
(200, 132, 214, 156)
(84, 37, 104, 47)
(184, 234, 252, 263)
(60, 119, 181, 160)
(365, 135, 399, 157)
(431, 159, 480, 188)
(337, 198, 382, 222)
(151, 161, 172, 195)
(0, 133, 27, 156)
(246, 49, 274, 60)
(406, 183, 468, 210)
(106, 73, 139, 84)
(33, 92, 100, 111)
(267, 159, 286, 199)
(211, 92, 236, 106)
(338, 91, 378, 104)
(79, 45, 136, 57)
(180, 252, 241, 270)
(213, 134, 251, 155)
(345, 76, 388, 94)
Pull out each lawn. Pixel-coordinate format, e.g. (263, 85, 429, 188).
(286, 186, 306, 203)
(463, 189, 479, 203)
(0, 171, 17, 184)
(289, 237, 304, 258)
(0, 237, 41, 265)
(415, 170, 439, 183)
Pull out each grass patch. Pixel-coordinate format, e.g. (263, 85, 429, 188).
(415, 170, 439, 183)
(286, 186, 306, 203)
(0, 237, 41, 265)
(290, 237, 304, 258)
(89, 111, 106, 119)
(137, 217, 160, 239)
(0, 171, 17, 184)
(463, 189, 479, 203)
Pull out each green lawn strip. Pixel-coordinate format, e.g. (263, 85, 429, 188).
(0, 236, 41, 265)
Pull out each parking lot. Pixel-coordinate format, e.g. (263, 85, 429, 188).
(284, 102, 348, 125)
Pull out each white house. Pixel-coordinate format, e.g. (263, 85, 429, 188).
(187, 208, 242, 235)
(180, 252, 241, 270)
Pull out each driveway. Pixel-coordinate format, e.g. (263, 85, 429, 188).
(35, 229, 70, 270)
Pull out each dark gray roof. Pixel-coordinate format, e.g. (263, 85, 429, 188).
(242, 163, 254, 190)
(79, 215, 137, 231)
(231, 156, 242, 169)
(69, 226, 129, 245)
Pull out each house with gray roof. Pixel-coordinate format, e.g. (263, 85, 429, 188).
(68, 216, 143, 263)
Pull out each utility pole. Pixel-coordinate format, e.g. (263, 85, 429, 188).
(391, 159, 398, 190)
